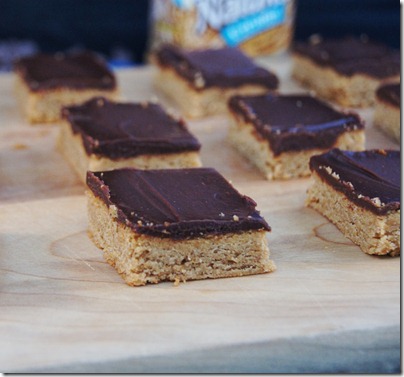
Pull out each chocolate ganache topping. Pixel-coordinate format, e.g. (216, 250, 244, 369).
(14, 51, 116, 91)
(229, 94, 364, 156)
(310, 149, 400, 215)
(87, 168, 270, 239)
(155, 44, 279, 90)
(376, 83, 400, 107)
(294, 36, 400, 78)
(63, 97, 201, 159)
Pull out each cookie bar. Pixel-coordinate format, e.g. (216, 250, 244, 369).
(306, 149, 400, 256)
(374, 83, 400, 143)
(292, 36, 400, 107)
(152, 44, 279, 118)
(86, 168, 275, 286)
(14, 51, 118, 123)
(228, 94, 365, 179)
(58, 97, 202, 182)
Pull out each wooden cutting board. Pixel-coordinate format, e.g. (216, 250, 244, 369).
(0, 56, 400, 372)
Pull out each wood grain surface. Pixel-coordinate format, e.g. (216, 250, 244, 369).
(0, 56, 400, 372)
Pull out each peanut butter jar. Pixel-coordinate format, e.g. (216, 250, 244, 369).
(148, 0, 296, 57)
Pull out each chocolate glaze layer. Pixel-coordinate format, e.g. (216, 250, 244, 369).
(309, 149, 400, 215)
(155, 44, 279, 90)
(87, 168, 270, 239)
(293, 37, 400, 78)
(376, 83, 400, 107)
(14, 51, 116, 91)
(63, 97, 201, 159)
(229, 94, 364, 156)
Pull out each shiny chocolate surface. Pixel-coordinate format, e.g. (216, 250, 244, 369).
(63, 97, 201, 158)
(310, 149, 400, 215)
(229, 94, 364, 156)
(87, 168, 270, 239)
(155, 44, 279, 90)
(294, 37, 400, 78)
(14, 51, 116, 91)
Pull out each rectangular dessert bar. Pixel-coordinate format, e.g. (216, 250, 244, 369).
(373, 83, 400, 143)
(86, 167, 275, 286)
(152, 44, 279, 118)
(292, 36, 400, 107)
(306, 149, 400, 256)
(58, 97, 202, 182)
(14, 51, 119, 123)
(228, 94, 365, 180)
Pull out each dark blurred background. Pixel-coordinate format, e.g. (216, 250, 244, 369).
(0, 0, 400, 70)
(294, 0, 400, 47)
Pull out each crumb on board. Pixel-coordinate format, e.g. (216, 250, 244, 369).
(173, 277, 187, 287)
(12, 143, 28, 150)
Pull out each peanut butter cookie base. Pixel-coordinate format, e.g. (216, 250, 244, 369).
(227, 112, 365, 180)
(87, 191, 276, 286)
(57, 120, 202, 182)
(154, 66, 271, 119)
(15, 74, 119, 123)
(292, 55, 399, 108)
(306, 172, 400, 256)
(373, 100, 400, 143)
